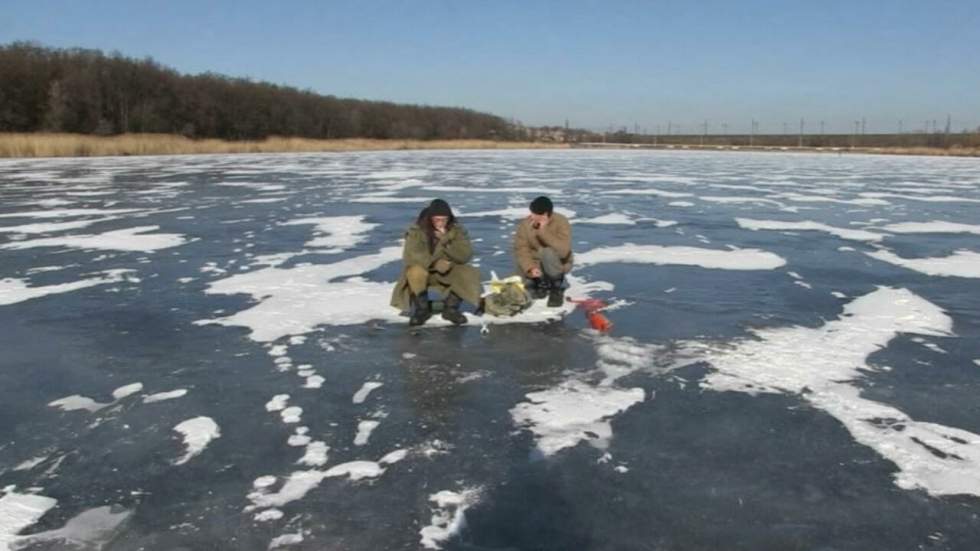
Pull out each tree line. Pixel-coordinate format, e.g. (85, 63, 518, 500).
(0, 42, 518, 141)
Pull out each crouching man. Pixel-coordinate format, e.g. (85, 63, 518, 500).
(513, 196, 573, 307)
(390, 198, 481, 326)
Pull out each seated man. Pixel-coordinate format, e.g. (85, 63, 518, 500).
(513, 196, 573, 307)
(390, 198, 481, 326)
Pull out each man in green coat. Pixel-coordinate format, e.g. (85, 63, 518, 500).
(390, 199, 482, 326)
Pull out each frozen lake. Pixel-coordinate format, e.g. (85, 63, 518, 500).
(1, 149, 979, 550)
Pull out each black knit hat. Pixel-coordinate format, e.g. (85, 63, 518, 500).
(529, 196, 553, 215)
(428, 198, 453, 217)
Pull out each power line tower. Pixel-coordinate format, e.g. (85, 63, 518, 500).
(798, 118, 804, 147)
(701, 120, 707, 146)
(820, 120, 825, 135)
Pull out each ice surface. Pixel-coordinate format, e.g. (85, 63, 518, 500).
(4, 150, 980, 549)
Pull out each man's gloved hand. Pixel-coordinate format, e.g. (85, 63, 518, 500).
(433, 258, 452, 274)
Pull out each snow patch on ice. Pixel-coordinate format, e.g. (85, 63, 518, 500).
(354, 421, 380, 446)
(867, 249, 980, 278)
(297, 442, 329, 467)
(303, 376, 324, 389)
(878, 221, 980, 235)
(266, 395, 289, 412)
(280, 407, 302, 424)
(737, 218, 884, 242)
(48, 395, 109, 413)
(459, 207, 576, 220)
(577, 243, 786, 270)
(575, 213, 636, 225)
(701, 287, 980, 497)
(600, 188, 693, 198)
(269, 532, 304, 548)
(860, 192, 980, 204)
(511, 381, 645, 456)
(13, 456, 47, 472)
(1, 226, 188, 252)
(0, 490, 58, 549)
(111, 383, 143, 400)
(349, 196, 432, 204)
(143, 389, 188, 403)
(0, 270, 133, 306)
(246, 450, 408, 511)
(254, 509, 283, 522)
(424, 185, 560, 195)
(352, 382, 383, 404)
(173, 417, 220, 465)
(282, 215, 378, 251)
(0, 218, 119, 234)
(196, 247, 402, 341)
(419, 488, 482, 550)
(12, 505, 131, 550)
(0, 208, 141, 220)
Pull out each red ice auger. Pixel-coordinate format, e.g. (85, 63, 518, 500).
(567, 297, 614, 333)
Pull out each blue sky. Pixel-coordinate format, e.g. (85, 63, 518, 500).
(3, 0, 979, 133)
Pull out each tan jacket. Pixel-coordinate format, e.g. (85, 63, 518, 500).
(513, 212, 573, 276)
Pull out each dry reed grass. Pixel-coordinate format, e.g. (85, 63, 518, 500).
(0, 133, 567, 158)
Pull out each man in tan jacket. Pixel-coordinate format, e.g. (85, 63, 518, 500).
(513, 196, 573, 307)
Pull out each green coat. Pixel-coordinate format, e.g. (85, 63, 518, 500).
(390, 222, 482, 311)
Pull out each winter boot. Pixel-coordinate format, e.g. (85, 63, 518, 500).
(530, 277, 550, 300)
(546, 278, 565, 308)
(441, 292, 468, 325)
(409, 292, 432, 326)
